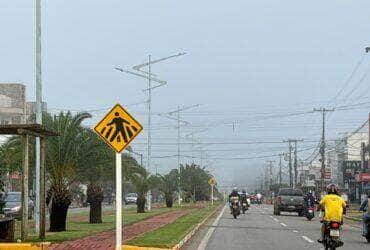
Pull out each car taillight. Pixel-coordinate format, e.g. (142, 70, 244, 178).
(331, 222, 340, 229)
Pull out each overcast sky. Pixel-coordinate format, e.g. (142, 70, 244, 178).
(1, 0, 370, 191)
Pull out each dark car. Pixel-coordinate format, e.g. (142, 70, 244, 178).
(274, 188, 304, 216)
(3, 192, 34, 219)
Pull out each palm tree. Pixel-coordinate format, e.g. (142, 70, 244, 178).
(76, 130, 114, 224)
(44, 111, 91, 232)
(128, 165, 152, 213)
(155, 170, 178, 208)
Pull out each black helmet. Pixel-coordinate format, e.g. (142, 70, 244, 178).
(326, 183, 339, 195)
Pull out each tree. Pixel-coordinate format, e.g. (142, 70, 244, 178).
(44, 111, 92, 232)
(128, 164, 153, 213)
(154, 170, 178, 208)
(76, 129, 114, 224)
(179, 163, 212, 202)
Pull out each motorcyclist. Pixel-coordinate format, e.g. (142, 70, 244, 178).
(304, 190, 315, 213)
(304, 190, 315, 207)
(240, 189, 248, 207)
(229, 187, 240, 213)
(359, 191, 370, 237)
(256, 193, 263, 204)
(317, 183, 346, 243)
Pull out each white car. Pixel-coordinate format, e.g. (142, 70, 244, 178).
(124, 193, 137, 204)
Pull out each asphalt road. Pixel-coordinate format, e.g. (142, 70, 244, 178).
(191, 204, 368, 250)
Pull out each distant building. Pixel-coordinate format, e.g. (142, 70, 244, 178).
(0, 83, 47, 124)
(0, 83, 48, 192)
(0, 83, 26, 124)
(26, 101, 48, 123)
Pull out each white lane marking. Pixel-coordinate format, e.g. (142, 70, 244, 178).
(197, 204, 227, 250)
(301, 236, 314, 243)
(280, 222, 287, 227)
(269, 216, 274, 219)
(273, 218, 279, 222)
(293, 230, 298, 233)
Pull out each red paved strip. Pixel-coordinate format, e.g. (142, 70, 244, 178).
(50, 209, 191, 250)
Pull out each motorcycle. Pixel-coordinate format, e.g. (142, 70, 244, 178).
(241, 200, 249, 214)
(321, 221, 344, 250)
(230, 196, 240, 219)
(305, 200, 315, 221)
(306, 206, 314, 221)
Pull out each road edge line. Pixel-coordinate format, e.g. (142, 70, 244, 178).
(197, 204, 226, 250)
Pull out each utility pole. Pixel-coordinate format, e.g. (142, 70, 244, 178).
(266, 161, 275, 190)
(115, 52, 186, 210)
(314, 108, 334, 192)
(177, 106, 180, 205)
(284, 139, 303, 188)
(35, 0, 42, 234)
(294, 141, 298, 187)
(361, 142, 366, 202)
(279, 153, 283, 186)
(163, 104, 201, 205)
(288, 142, 292, 187)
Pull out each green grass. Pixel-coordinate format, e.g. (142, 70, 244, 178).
(127, 203, 220, 248)
(17, 206, 182, 243)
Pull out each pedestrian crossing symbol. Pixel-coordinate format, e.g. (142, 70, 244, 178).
(208, 177, 216, 186)
(94, 104, 143, 153)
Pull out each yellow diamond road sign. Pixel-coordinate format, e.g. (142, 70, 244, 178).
(94, 104, 143, 153)
(208, 178, 216, 186)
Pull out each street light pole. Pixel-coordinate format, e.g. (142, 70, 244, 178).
(35, 0, 42, 234)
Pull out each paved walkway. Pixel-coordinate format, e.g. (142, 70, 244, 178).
(50, 209, 191, 250)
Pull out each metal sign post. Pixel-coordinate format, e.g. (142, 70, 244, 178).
(208, 177, 216, 206)
(116, 153, 122, 250)
(94, 104, 143, 250)
(211, 185, 214, 206)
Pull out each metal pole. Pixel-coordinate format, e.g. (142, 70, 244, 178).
(321, 111, 326, 192)
(21, 135, 29, 242)
(279, 154, 282, 186)
(39, 137, 46, 239)
(116, 153, 122, 250)
(147, 55, 152, 211)
(288, 142, 292, 187)
(35, 0, 42, 234)
(361, 142, 366, 202)
(177, 106, 181, 205)
(294, 141, 298, 188)
(211, 185, 214, 206)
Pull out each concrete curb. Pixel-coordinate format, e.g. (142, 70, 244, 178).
(176, 204, 222, 249)
(123, 246, 172, 250)
(123, 204, 223, 250)
(0, 242, 51, 250)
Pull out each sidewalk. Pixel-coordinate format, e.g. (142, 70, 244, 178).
(50, 209, 192, 250)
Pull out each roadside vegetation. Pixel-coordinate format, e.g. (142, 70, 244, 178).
(127, 203, 221, 248)
(0, 110, 221, 238)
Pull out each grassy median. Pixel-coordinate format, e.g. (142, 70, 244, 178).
(17, 206, 182, 243)
(127, 203, 221, 248)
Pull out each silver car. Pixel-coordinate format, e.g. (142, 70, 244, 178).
(124, 193, 137, 205)
(3, 192, 34, 219)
